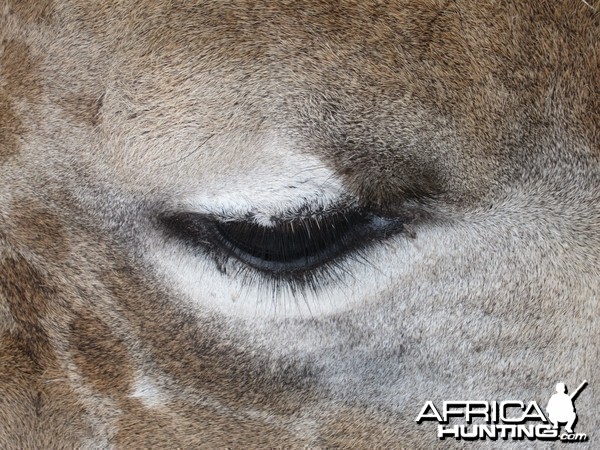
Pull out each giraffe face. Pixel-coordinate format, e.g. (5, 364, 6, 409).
(0, 1, 598, 446)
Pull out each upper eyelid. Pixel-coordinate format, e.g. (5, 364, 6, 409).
(170, 182, 355, 222)
(239, 205, 359, 225)
(170, 197, 359, 226)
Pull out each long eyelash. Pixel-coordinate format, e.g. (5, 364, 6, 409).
(209, 239, 375, 309)
(158, 207, 403, 304)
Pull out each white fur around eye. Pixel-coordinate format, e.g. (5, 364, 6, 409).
(173, 140, 349, 226)
(140, 132, 408, 319)
(143, 144, 404, 319)
(149, 232, 398, 319)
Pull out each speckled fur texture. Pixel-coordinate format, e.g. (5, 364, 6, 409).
(0, 1, 598, 448)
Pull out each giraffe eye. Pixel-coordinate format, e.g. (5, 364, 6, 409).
(214, 209, 377, 273)
(160, 207, 405, 277)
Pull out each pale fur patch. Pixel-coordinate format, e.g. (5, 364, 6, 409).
(130, 374, 166, 409)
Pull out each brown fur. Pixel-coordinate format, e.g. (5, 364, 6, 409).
(0, 95, 22, 159)
(1, 40, 42, 103)
(1, 0, 598, 447)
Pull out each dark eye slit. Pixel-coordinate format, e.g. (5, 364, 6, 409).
(159, 207, 405, 275)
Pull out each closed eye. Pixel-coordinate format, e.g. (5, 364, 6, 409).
(214, 208, 401, 274)
(159, 205, 406, 287)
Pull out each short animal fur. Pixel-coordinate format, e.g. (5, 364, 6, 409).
(0, 1, 598, 448)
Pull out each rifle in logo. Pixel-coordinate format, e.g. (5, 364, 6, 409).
(546, 380, 588, 434)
